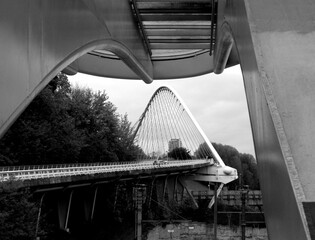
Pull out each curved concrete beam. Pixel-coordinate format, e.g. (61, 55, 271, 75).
(0, 0, 152, 138)
(73, 50, 218, 80)
(213, 23, 234, 74)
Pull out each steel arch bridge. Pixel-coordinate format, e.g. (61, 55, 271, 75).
(0, 86, 238, 233)
(0, 86, 237, 188)
(133, 86, 225, 166)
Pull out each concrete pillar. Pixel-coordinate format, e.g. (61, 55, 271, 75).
(215, 0, 315, 239)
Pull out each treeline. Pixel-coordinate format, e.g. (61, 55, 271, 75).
(180, 142, 260, 190)
(0, 74, 259, 189)
(0, 74, 140, 166)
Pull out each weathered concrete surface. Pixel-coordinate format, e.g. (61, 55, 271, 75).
(216, 0, 315, 239)
(146, 223, 268, 240)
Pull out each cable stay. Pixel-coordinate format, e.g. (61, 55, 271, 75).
(133, 86, 224, 165)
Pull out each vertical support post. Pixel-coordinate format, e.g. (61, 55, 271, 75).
(239, 173, 247, 240)
(35, 193, 45, 240)
(181, 185, 184, 203)
(133, 184, 146, 240)
(174, 175, 179, 202)
(114, 185, 119, 212)
(163, 175, 169, 202)
(136, 199, 142, 240)
(148, 178, 155, 209)
(241, 189, 246, 240)
(91, 187, 98, 220)
(213, 183, 218, 240)
(58, 190, 74, 231)
(65, 191, 73, 231)
(83, 187, 98, 221)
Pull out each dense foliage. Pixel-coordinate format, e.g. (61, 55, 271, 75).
(168, 147, 192, 160)
(212, 142, 259, 189)
(195, 142, 259, 189)
(0, 182, 42, 240)
(0, 74, 139, 165)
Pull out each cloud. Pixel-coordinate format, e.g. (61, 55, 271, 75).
(68, 65, 255, 156)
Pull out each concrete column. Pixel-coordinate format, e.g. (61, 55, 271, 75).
(215, 0, 315, 239)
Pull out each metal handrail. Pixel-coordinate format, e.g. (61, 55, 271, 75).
(0, 159, 211, 182)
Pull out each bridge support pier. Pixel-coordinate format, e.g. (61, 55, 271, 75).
(154, 175, 186, 206)
(35, 193, 45, 239)
(83, 187, 98, 222)
(58, 190, 73, 231)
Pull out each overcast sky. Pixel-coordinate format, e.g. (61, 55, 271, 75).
(68, 65, 255, 156)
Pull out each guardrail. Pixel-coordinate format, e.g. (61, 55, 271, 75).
(0, 159, 211, 182)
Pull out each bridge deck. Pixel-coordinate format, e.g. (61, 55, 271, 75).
(0, 159, 212, 190)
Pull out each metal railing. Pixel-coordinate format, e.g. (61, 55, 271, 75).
(0, 159, 211, 182)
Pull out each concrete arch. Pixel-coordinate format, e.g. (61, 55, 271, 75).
(62, 39, 153, 84)
(0, 0, 154, 139)
(0, 39, 152, 139)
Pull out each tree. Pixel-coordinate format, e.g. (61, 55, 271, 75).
(195, 142, 260, 189)
(194, 142, 213, 159)
(0, 181, 42, 240)
(168, 147, 192, 160)
(239, 153, 260, 189)
(115, 114, 144, 162)
(0, 73, 78, 165)
(69, 86, 121, 162)
(212, 143, 260, 189)
(0, 73, 140, 165)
